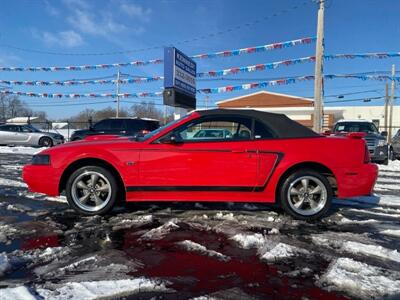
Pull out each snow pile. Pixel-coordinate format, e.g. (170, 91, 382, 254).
(380, 229, 400, 237)
(0, 286, 37, 300)
(0, 252, 10, 277)
(177, 240, 230, 261)
(319, 257, 400, 299)
(0, 178, 27, 188)
(342, 241, 400, 263)
(260, 243, 309, 262)
(139, 219, 179, 240)
(215, 212, 236, 221)
(0, 146, 44, 155)
(0, 224, 17, 243)
(1, 278, 170, 300)
(231, 233, 266, 249)
(379, 160, 400, 171)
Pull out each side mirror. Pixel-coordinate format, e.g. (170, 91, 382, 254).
(381, 131, 388, 137)
(160, 133, 183, 144)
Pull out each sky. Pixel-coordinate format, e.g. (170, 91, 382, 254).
(0, 0, 399, 120)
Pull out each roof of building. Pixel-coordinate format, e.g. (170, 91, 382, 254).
(197, 108, 319, 138)
(216, 90, 314, 108)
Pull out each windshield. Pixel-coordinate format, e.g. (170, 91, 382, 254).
(333, 122, 379, 134)
(138, 113, 192, 142)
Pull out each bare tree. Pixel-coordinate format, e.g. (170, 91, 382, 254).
(131, 101, 163, 120)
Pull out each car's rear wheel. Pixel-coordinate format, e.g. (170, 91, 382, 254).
(279, 169, 332, 220)
(66, 166, 118, 215)
(39, 137, 53, 147)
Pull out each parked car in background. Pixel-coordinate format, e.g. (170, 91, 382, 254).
(192, 129, 233, 139)
(70, 118, 160, 141)
(23, 109, 378, 221)
(332, 120, 389, 165)
(392, 129, 400, 160)
(0, 124, 64, 147)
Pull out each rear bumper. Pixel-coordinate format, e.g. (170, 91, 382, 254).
(22, 164, 61, 196)
(336, 163, 378, 198)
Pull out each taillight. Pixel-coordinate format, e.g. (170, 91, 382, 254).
(364, 144, 371, 163)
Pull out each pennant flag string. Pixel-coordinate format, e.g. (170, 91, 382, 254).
(2, 53, 400, 86)
(1, 74, 398, 98)
(0, 37, 315, 72)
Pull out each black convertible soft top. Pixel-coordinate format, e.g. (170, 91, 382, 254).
(197, 109, 320, 138)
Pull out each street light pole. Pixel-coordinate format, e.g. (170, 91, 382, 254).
(389, 64, 396, 143)
(313, 0, 325, 133)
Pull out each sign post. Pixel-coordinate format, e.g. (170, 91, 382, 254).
(163, 47, 197, 119)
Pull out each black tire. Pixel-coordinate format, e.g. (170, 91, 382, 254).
(39, 137, 53, 147)
(278, 169, 333, 221)
(389, 148, 395, 161)
(65, 166, 118, 215)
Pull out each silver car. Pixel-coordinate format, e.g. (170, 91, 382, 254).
(0, 124, 64, 147)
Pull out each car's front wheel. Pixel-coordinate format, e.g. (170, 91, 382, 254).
(66, 166, 118, 215)
(39, 137, 53, 147)
(279, 169, 332, 220)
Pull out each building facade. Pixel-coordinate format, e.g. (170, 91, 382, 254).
(216, 91, 400, 134)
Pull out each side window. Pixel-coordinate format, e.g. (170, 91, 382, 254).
(109, 119, 125, 130)
(175, 116, 252, 142)
(94, 120, 111, 131)
(21, 126, 31, 132)
(0, 125, 10, 131)
(254, 120, 276, 139)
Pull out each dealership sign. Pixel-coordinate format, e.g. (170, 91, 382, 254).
(164, 47, 197, 109)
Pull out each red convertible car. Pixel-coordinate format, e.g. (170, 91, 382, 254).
(23, 109, 378, 220)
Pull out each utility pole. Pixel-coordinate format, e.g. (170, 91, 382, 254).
(313, 0, 325, 133)
(389, 64, 395, 143)
(116, 69, 121, 118)
(384, 83, 389, 133)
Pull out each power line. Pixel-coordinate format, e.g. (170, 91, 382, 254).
(0, 1, 311, 56)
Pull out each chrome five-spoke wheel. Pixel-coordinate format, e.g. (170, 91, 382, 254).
(71, 171, 111, 212)
(279, 169, 332, 220)
(287, 176, 327, 216)
(66, 166, 118, 215)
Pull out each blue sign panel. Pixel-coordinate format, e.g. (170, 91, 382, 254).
(164, 47, 196, 97)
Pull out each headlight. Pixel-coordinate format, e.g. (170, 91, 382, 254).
(32, 154, 51, 165)
(377, 140, 387, 147)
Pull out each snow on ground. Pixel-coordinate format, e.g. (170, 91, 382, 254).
(260, 243, 309, 262)
(0, 286, 37, 300)
(0, 178, 27, 188)
(1, 278, 170, 300)
(342, 241, 400, 263)
(230, 233, 266, 249)
(139, 219, 179, 240)
(0, 146, 44, 155)
(0, 252, 10, 276)
(319, 257, 400, 299)
(177, 240, 230, 261)
(380, 229, 400, 237)
(1, 151, 400, 299)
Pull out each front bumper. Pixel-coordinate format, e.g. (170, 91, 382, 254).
(336, 163, 378, 198)
(22, 164, 61, 196)
(369, 145, 388, 163)
(53, 138, 65, 145)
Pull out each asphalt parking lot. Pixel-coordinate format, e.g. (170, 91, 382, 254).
(0, 148, 400, 299)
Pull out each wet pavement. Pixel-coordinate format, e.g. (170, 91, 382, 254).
(0, 151, 400, 299)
